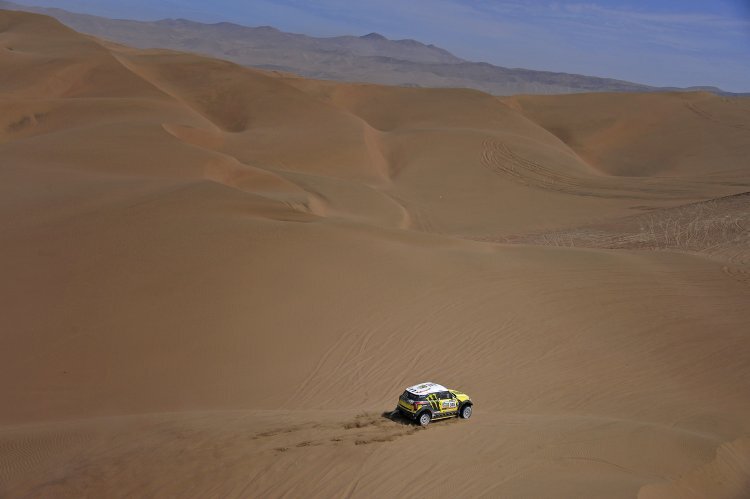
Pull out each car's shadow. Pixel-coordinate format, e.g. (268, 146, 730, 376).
(380, 409, 417, 426)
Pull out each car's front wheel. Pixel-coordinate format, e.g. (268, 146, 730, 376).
(460, 404, 472, 419)
(418, 412, 432, 427)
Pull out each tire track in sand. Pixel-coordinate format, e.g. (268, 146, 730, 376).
(254, 413, 423, 453)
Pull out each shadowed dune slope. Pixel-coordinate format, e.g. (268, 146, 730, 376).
(1, 9, 750, 499)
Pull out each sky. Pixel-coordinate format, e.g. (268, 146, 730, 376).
(11, 0, 750, 92)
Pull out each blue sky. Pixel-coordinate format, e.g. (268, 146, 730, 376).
(13, 0, 750, 91)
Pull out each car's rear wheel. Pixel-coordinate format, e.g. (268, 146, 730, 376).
(460, 404, 472, 419)
(418, 412, 431, 427)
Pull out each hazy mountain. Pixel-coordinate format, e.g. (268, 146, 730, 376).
(0, 1, 731, 95)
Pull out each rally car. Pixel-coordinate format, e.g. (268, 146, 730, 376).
(396, 382, 473, 427)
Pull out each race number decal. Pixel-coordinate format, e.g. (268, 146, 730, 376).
(442, 400, 457, 409)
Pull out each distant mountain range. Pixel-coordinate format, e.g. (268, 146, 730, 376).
(0, 1, 735, 95)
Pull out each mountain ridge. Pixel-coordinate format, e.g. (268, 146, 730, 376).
(0, 0, 713, 95)
(0, 2, 741, 95)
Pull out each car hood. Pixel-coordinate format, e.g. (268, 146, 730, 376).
(449, 389, 471, 402)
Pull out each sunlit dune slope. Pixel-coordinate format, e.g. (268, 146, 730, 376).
(1, 9, 750, 499)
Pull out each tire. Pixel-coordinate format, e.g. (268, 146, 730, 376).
(459, 404, 472, 419)
(418, 411, 432, 427)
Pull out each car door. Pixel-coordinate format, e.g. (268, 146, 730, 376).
(438, 391, 457, 415)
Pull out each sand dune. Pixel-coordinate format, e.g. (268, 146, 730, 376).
(1, 9, 749, 498)
(506, 92, 750, 177)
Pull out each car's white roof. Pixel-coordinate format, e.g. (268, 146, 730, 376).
(405, 382, 448, 395)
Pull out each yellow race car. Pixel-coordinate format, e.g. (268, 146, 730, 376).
(396, 382, 473, 426)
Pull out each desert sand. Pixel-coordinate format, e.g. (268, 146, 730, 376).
(1, 9, 749, 498)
